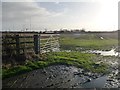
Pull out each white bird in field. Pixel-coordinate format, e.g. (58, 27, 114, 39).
(100, 37, 104, 40)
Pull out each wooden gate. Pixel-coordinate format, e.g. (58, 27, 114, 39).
(40, 34, 60, 53)
(2, 32, 60, 56)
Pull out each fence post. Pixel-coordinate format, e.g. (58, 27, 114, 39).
(34, 34, 40, 54)
(16, 35, 20, 55)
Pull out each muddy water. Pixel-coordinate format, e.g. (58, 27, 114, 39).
(84, 48, 119, 56)
(3, 65, 106, 88)
(3, 49, 119, 88)
(82, 76, 107, 88)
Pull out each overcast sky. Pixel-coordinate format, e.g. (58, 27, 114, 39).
(2, 0, 119, 31)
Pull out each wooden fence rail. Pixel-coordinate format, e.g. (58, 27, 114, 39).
(2, 32, 60, 56)
(2, 35, 39, 55)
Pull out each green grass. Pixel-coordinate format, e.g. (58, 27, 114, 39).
(3, 33, 115, 79)
(60, 34, 118, 50)
(2, 52, 108, 79)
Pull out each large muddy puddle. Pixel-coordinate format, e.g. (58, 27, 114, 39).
(3, 65, 117, 88)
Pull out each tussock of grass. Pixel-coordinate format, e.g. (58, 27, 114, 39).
(2, 66, 32, 79)
(3, 52, 108, 79)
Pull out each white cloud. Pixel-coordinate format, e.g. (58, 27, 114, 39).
(0, 2, 2, 30)
(2, 0, 35, 2)
(2, 1, 119, 31)
(3, 2, 50, 20)
(2, 1, 74, 31)
(2, 2, 63, 30)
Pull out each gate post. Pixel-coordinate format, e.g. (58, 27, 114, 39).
(34, 34, 40, 54)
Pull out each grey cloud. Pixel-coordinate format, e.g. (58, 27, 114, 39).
(3, 2, 50, 21)
(2, 2, 53, 30)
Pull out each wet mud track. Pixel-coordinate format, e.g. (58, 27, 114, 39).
(3, 65, 84, 88)
(2, 64, 118, 88)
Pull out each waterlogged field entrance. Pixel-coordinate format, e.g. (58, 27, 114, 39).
(2, 1, 119, 88)
(2, 31, 119, 88)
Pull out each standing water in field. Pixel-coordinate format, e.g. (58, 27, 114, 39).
(85, 48, 119, 56)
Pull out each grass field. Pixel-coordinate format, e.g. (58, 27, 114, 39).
(2, 52, 108, 79)
(2, 32, 117, 79)
(60, 34, 118, 50)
